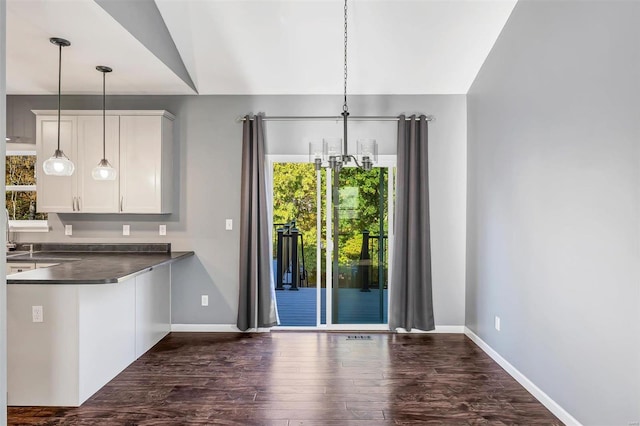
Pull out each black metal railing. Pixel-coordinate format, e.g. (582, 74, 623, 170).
(359, 230, 387, 292)
(274, 220, 307, 291)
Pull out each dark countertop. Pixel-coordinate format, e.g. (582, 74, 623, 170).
(7, 251, 194, 284)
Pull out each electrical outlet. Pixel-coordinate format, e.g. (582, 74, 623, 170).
(32, 306, 43, 323)
(123, 225, 130, 236)
(225, 219, 233, 231)
(201, 295, 209, 306)
(159, 225, 167, 236)
(494, 316, 501, 331)
(65, 225, 72, 236)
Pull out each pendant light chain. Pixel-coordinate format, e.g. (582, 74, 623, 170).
(343, 0, 348, 113)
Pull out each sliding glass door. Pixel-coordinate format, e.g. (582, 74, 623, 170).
(270, 156, 394, 328)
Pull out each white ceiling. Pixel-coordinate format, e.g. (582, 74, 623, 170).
(6, 0, 517, 95)
(6, 0, 196, 95)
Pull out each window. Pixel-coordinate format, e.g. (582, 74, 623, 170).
(6, 150, 48, 232)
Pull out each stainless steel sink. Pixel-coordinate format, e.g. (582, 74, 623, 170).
(26, 257, 81, 262)
(7, 252, 81, 262)
(6, 251, 32, 258)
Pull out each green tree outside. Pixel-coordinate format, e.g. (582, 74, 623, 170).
(272, 163, 389, 289)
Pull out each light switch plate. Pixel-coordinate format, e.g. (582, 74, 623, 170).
(123, 225, 130, 236)
(159, 225, 167, 236)
(65, 225, 72, 236)
(201, 295, 209, 306)
(225, 219, 233, 230)
(494, 316, 501, 331)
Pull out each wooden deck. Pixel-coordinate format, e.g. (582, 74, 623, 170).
(275, 288, 388, 326)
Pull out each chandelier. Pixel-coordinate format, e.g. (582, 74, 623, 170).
(309, 0, 378, 172)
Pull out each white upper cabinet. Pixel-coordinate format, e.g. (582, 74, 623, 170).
(77, 116, 120, 213)
(34, 110, 174, 214)
(36, 115, 77, 213)
(120, 115, 174, 214)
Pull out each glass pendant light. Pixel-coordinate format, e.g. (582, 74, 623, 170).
(357, 138, 378, 171)
(92, 66, 117, 181)
(43, 37, 75, 176)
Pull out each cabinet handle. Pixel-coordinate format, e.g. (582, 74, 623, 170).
(77, 197, 81, 211)
(120, 196, 123, 212)
(72, 197, 76, 211)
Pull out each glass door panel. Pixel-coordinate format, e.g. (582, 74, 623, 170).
(272, 162, 326, 326)
(331, 167, 389, 324)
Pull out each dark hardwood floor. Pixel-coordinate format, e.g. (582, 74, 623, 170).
(9, 332, 562, 425)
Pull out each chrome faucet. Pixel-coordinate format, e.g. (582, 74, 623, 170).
(6, 208, 16, 252)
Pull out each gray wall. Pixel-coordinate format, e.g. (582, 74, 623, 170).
(1, 0, 8, 420)
(7, 94, 467, 327)
(466, 1, 640, 424)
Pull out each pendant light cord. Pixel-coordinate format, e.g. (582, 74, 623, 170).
(57, 43, 62, 153)
(102, 71, 106, 160)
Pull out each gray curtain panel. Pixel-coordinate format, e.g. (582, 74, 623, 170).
(237, 114, 278, 331)
(389, 115, 435, 332)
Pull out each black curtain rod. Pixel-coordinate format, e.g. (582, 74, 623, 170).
(236, 115, 434, 123)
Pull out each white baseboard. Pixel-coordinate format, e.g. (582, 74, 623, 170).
(171, 324, 272, 333)
(464, 327, 581, 426)
(172, 324, 464, 333)
(171, 324, 240, 332)
(395, 325, 465, 333)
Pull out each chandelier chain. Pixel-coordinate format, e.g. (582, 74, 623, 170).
(343, 0, 348, 113)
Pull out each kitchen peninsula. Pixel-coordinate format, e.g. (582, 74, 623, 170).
(7, 243, 193, 407)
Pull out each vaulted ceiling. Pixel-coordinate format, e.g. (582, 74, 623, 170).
(6, 0, 517, 95)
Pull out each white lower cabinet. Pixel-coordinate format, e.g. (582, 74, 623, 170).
(78, 279, 136, 404)
(7, 265, 171, 406)
(135, 264, 171, 357)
